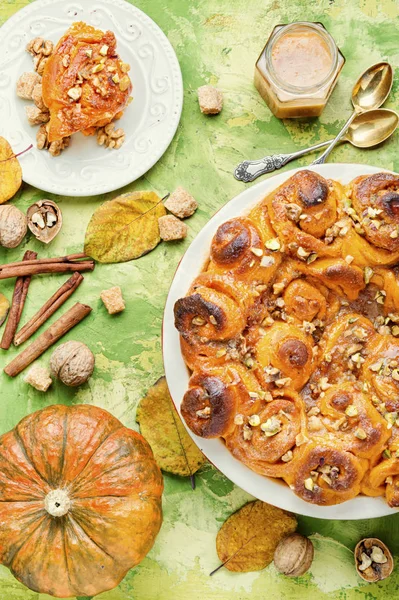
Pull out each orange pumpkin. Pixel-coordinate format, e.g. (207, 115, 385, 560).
(0, 404, 163, 597)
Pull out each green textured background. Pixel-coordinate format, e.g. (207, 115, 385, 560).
(1, 0, 399, 598)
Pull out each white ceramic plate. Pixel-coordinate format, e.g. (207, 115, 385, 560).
(163, 163, 398, 520)
(0, 0, 183, 196)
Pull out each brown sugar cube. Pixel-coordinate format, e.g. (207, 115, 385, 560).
(164, 187, 198, 219)
(25, 105, 49, 125)
(101, 286, 125, 315)
(25, 364, 52, 392)
(197, 85, 223, 114)
(158, 215, 187, 241)
(16, 72, 41, 99)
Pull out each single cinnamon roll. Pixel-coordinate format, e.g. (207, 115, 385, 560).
(267, 170, 342, 259)
(208, 217, 281, 284)
(174, 284, 245, 343)
(318, 384, 390, 460)
(283, 279, 328, 323)
(181, 363, 262, 438)
(285, 442, 368, 505)
(254, 322, 314, 390)
(348, 173, 399, 254)
(225, 390, 305, 477)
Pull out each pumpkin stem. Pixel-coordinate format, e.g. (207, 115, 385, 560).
(45, 489, 71, 517)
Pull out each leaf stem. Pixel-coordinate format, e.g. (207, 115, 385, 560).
(209, 534, 257, 576)
(0, 144, 33, 163)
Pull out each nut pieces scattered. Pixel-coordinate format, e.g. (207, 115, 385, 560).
(50, 340, 95, 387)
(26, 37, 54, 76)
(0, 205, 27, 249)
(36, 124, 71, 156)
(354, 538, 393, 582)
(96, 122, 126, 149)
(27, 200, 62, 244)
(273, 533, 314, 577)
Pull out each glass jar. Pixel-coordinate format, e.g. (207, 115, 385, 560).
(254, 22, 345, 118)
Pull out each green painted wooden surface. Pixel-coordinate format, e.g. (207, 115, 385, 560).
(1, 0, 399, 598)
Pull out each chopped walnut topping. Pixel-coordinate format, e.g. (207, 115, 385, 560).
(285, 203, 302, 222)
(265, 238, 281, 251)
(243, 424, 253, 440)
(281, 450, 293, 462)
(248, 414, 261, 427)
(196, 406, 211, 419)
(260, 416, 282, 436)
(250, 247, 263, 257)
(234, 414, 244, 425)
(354, 428, 367, 440)
(260, 255, 275, 267)
(275, 377, 292, 388)
(308, 415, 323, 431)
(273, 282, 285, 295)
(67, 86, 82, 101)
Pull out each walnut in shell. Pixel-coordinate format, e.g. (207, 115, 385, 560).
(355, 538, 393, 582)
(27, 200, 62, 244)
(273, 533, 314, 577)
(0, 205, 28, 248)
(50, 341, 95, 387)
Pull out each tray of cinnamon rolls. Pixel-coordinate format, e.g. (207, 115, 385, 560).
(163, 164, 399, 518)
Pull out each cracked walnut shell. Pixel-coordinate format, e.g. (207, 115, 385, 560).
(355, 538, 393, 582)
(50, 340, 95, 387)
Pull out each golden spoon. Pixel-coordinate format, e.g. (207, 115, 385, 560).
(311, 61, 393, 165)
(234, 108, 398, 182)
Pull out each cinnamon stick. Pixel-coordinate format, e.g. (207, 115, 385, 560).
(0, 254, 94, 280)
(14, 272, 84, 347)
(4, 302, 92, 377)
(0, 251, 37, 350)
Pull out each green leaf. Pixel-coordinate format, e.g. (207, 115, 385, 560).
(136, 377, 206, 479)
(84, 191, 166, 263)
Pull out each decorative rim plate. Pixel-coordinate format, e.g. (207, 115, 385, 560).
(0, 0, 183, 196)
(163, 163, 398, 520)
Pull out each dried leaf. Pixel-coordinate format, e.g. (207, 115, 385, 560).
(137, 376, 206, 478)
(84, 191, 166, 263)
(0, 137, 23, 204)
(0, 293, 10, 327)
(214, 500, 297, 573)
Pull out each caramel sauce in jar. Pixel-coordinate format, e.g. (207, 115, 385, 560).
(255, 22, 345, 118)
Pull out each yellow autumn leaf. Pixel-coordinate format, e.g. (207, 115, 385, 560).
(84, 191, 166, 263)
(214, 500, 297, 573)
(0, 137, 23, 204)
(0, 293, 10, 327)
(136, 377, 206, 479)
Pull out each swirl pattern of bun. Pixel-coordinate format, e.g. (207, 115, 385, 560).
(285, 443, 368, 505)
(225, 390, 305, 477)
(174, 169, 399, 507)
(267, 170, 342, 259)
